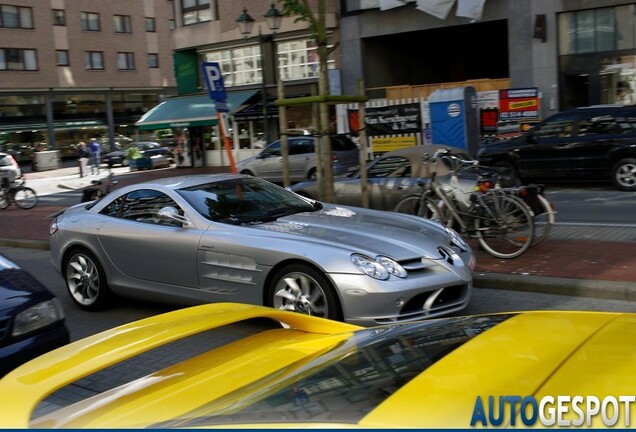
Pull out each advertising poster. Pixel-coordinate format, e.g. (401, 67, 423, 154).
(499, 87, 541, 121)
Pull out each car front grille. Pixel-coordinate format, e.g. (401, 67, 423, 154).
(401, 283, 468, 314)
(399, 246, 463, 274)
(374, 283, 470, 325)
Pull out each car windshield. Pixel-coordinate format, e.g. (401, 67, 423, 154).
(153, 313, 514, 427)
(177, 177, 319, 224)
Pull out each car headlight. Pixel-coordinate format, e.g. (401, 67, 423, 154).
(351, 254, 407, 280)
(13, 298, 65, 337)
(444, 226, 469, 251)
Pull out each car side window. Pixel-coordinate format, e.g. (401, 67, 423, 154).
(100, 195, 126, 217)
(289, 139, 315, 155)
(578, 114, 621, 136)
(262, 141, 281, 157)
(103, 189, 183, 226)
(534, 115, 577, 139)
(367, 156, 411, 178)
(331, 136, 357, 151)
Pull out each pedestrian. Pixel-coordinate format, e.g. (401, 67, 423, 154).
(77, 142, 89, 177)
(88, 137, 101, 175)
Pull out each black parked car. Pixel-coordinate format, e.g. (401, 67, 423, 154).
(0, 253, 70, 376)
(477, 105, 636, 191)
(102, 142, 173, 168)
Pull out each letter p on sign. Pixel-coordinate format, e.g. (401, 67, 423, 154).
(201, 62, 227, 101)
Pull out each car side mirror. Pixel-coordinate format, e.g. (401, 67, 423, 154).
(158, 206, 191, 227)
(526, 131, 538, 144)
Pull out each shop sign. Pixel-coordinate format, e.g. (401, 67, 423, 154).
(370, 135, 417, 152)
(499, 87, 540, 121)
(349, 103, 422, 136)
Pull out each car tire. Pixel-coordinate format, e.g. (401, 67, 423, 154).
(307, 168, 317, 180)
(240, 169, 254, 177)
(611, 158, 636, 191)
(492, 161, 522, 186)
(268, 263, 342, 321)
(64, 248, 112, 311)
(122, 158, 129, 167)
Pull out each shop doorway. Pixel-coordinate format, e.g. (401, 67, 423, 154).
(563, 74, 589, 110)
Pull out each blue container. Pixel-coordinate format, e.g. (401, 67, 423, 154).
(429, 86, 479, 156)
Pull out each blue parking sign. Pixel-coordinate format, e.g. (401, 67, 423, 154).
(201, 62, 227, 104)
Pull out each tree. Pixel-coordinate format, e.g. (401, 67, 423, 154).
(278, 0, 334, 202)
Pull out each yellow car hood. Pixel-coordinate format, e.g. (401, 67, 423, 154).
(0, 306, 633, 428)
(363, 311, 636, 428)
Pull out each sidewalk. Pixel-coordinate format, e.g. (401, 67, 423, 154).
(2, 164, 636, 301)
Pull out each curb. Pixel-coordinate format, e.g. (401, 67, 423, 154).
(0, 237, 50, 250)
(473, 272, 636, 302)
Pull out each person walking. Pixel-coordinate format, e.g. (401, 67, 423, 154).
(88, 137, 101, 175)
(77, 142, 89, 177)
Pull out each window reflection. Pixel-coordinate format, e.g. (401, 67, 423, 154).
(156, 314, 514, 427)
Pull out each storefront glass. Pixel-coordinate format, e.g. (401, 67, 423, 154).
(0, 91, 162, 162)
(600, 55, 636, 105)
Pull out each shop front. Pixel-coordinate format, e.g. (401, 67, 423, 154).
(135, 91, 257, 168)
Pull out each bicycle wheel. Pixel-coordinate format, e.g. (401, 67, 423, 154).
(0, 192, 8, 209)
(474, 194, 534, 259)
(394, 195, 446, 225)
(12, 186, 38, 209)
(531, 194, 554, 246)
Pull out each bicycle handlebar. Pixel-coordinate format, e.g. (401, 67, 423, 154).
(425, 149, 479, 173)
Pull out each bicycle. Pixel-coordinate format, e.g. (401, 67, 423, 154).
(481, 177, 554, 246)
(0, 177, 38, 210)
(394, 149, 535, 259)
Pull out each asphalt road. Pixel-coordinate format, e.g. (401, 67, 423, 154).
(4, 246, 636, 342)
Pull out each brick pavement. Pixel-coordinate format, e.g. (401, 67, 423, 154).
(2, 164, 636, 300)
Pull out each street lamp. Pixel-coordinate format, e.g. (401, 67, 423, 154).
(236, 5, 282, 145)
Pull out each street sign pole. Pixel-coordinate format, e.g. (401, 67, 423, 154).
(201, 62, 236, 173)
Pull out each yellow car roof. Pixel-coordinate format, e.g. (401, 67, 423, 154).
(0, 304, 633, 428)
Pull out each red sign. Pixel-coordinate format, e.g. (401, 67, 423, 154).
(499, 87, 540, 121)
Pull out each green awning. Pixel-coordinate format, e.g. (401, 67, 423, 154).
(135, 90, 257, 131)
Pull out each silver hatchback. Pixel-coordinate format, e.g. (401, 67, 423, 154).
(236, 135, 359, 183)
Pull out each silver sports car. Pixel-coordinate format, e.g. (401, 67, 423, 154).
(50, 174, 474, 326)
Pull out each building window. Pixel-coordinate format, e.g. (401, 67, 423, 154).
(559, 6, 624, 55)
(52, 9, 65, 26)
(117, 52, 135, 70)
(277, 39, 335, 81)
(0, 48, 38, 71)
(181, 0, 213, 25)
(0, 5, 33, 29)
(84, 51, 104, 70)
(169, 19, 175, 30)
(81, 11, 100, 31)
(113, 14, 132, 33)
(203, 38, 335, 87)
(56, 50, 69, 66)
(148, 53, 159, 68)
(145, 17, 156, 32)
(204, 46, 260, 87)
